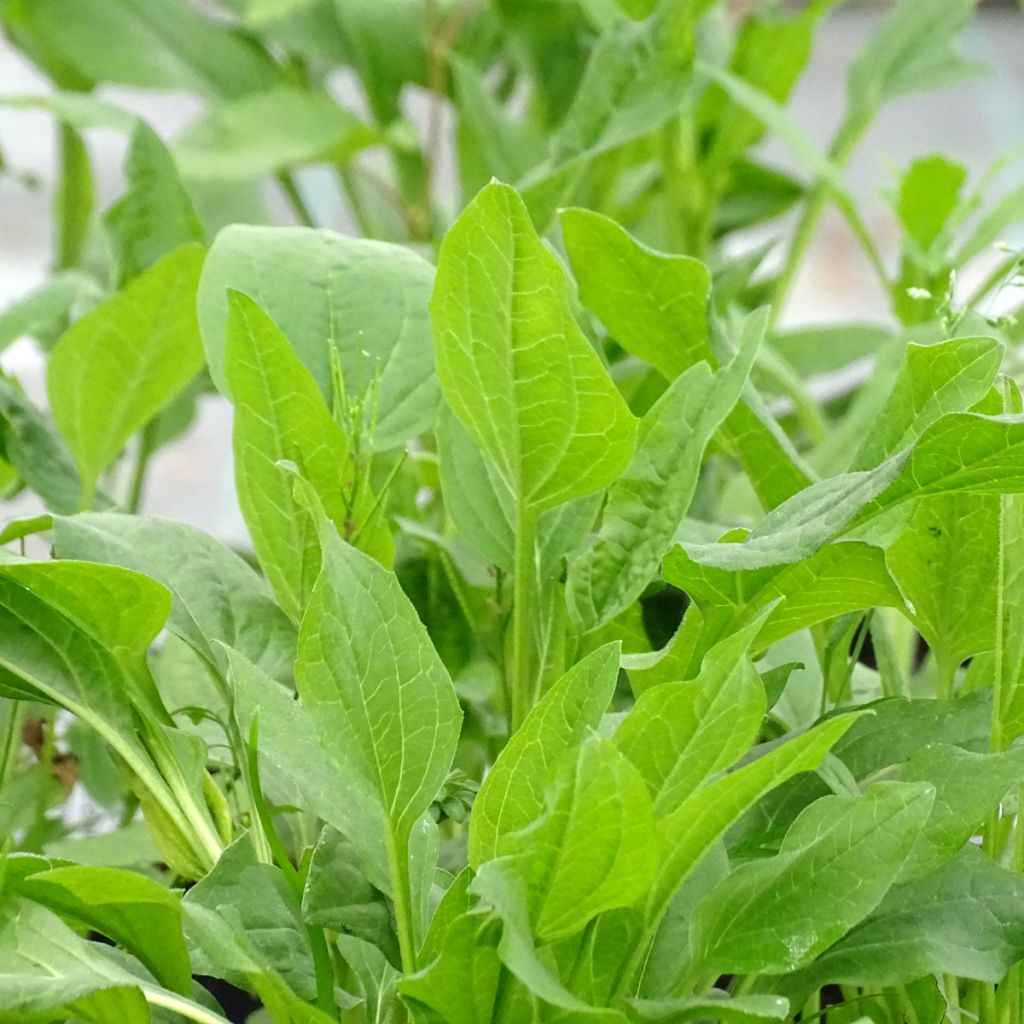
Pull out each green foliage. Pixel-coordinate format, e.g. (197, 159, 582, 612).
(1, 1, 1024, 1022)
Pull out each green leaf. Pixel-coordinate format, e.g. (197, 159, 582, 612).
(225, 647, 390, 891)
(893, 743, 1024, 880)
(895, 154, 967, 251)
(224, 290, 356, 620)
(520, 4, 701, 225)
(566, 329, 756, 631)
(503, 737, 657, 942)
(690, 781, 934, 976)
(647, 714, 859, 925)
(199, 224, 437, 450)
(431, 182, 636, 512)
(0, 896, 226, 1024)
(399, 909, 502, 1024)
(16, 0, 281, 97)
(453, 56, 546, 202)
(730, 692, 993, 856)
(301, 827, 397, 964)
(297, 515, 462, 839)
(0, 374, 84, 513)
(560, 207, 710, 381)
(628, 993, 790, 1024)
(14, 864, 192, 994)
(844, 0, 977, 124)
(682, 413, 1024, 572)
(176, 87, 379, 180)
(469, 643, 620, 867)
(615, 621, 766, 817)
(664, 540, 905, 654)
(850, 337, 1003, 471)
(184, 835, 316, 1000)
(47, 243, 206, 506)
(0, 270, 100, 353)
(792, 846, 1024, 989)
(105, 120, 205, 284)
(470, 859, 626, 1022)
(995, 493, 1024, 745)
(885, 493, 999, 682)
(560, 210, 809, 509)
(54, 511, 297, 683)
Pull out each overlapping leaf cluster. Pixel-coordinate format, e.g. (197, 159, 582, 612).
(2, 1, 1024, 1023)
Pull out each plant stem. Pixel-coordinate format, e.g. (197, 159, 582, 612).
(143, 987, 233, 1024)
(511, 505, 538, 732)
(125, 419, 157, 514)
(770, 120, 866, 329)
(55, 122, 94, 271)
(276, 171, 317, 228)
(386, 823, 418, 973)
(0, 700, 23, 790)
(334, 164, 375, 237)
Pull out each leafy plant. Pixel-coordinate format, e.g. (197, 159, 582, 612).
(2, 0, 1024, 1023)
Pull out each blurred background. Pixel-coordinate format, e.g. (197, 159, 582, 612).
(0, 0, 1022, 537)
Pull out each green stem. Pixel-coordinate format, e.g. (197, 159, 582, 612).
(276, 171, 317, 228)
(769, 120, 867, 328)
(142, 987, 233, 1024)
(125, 419, 158, 513)
(943, 974, 963, 1024)
(0, 700, 23, 790)
(246, 719, 335, 1014)
(511, 505, 538, 732)
(55, 122, 94, 271)
(386, 823, 418, 973)
(335, 164, 375, 237)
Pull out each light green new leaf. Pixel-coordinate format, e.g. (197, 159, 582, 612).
(793, 846, 1024, 990)
(431, 181, 636, 512)
(297, 517, 462, 839)
(47, 243, 206, 506)
(615, 621, 765, 818)
(105, 120, 205, 284)
(886, 493, 999, 683)
(567, 327, 756, 631)
(664, 540, 905, 654)
(851, 337, 1003, 471)
(691, 781, 934, 976)
(199, 224, 437, 450)
(176, 87, 380, 180)
(54, 512, 297, 683)
(504, 737, 658, 942)
(469, 643, 620, 867)
(647, 714, 859, 925)
(15, 864, 191, 994)
(224, 290, 355, 620)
